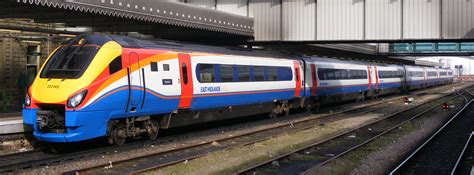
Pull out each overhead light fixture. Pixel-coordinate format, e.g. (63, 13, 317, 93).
(58, 33, 77, 37)
(21, 40, 42, 44)
(0, 29, 22, 33)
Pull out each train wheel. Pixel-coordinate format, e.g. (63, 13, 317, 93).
(112, 123, 127, 145)
(305, 104, 312, 113)
(269, 111, 278, 118)
(282, 103, 290, 117)
(145, 119, 159, 140)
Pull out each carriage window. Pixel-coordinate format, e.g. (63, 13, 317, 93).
(109, 56, 122, 75)
(150, 62, 158, 72)
(379, 71, 402, 78)
(163, 64, 170, 71)
(340, 70, 348, 79)
(237, 65, 250, 82)
(254, 66, 265, 81)
(277, 67, 292, 81)
(267, 67, 277, 81)
(409, 71, 424, 77)
(326, 69, 335, 80)
(360, 70, 368, 79)
(219, 65, 234, 82)
(182, 63, 188, 85)
(198, 64, 214, 83)
(318, 68, 366, 80)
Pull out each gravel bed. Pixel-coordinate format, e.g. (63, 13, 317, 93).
(351, 99, 467, 175)
(393, 98, 474, 174)
(151, 85, 470, 174)
(0, 134, 37, 156)
(308, 89, 472, 175)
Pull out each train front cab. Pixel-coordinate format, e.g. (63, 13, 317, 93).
(22, 34, 127, 142)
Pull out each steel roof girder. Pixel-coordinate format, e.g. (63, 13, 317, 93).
(14, 0, 254, 36)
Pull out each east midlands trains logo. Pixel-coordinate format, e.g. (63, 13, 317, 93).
(200, 86, 221, 93)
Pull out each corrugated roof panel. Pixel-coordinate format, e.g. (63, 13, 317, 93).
(282, 0, 316, 41)
(403, 0, 440, 39)
(217, 0, 249, 17)
(316, 0, 364, 40)
(187, 0, 216, 9)
(365, 0, 401, 40)
(249, 0, 281, 41)
(442, 0, 474, 39)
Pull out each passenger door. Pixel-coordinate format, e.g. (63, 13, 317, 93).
(178, 53, 193, 109)
(127, 52, 143, 112)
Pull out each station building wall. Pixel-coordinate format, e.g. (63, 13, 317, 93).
(0, 19, 65, 112)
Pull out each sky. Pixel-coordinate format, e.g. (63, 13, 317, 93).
(417, 56, 474, 75)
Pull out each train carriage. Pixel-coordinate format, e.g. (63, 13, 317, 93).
(404, 66, 426, 90)
(374, 65, 404, 96)
(425, 67, 440, 87)
(438, 68, 454, 85)
(303, 57, 372, 105)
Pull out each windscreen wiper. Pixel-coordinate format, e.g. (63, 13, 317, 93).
(56, 36, 83, 62)
(61, 36, 89, 69)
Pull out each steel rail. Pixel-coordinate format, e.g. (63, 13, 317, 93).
(389, 100, 473, 175)
(236, 88, 472, 175)
(451, 131, 474, 175)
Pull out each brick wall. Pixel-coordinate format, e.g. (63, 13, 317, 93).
(0, 19, 68, 111)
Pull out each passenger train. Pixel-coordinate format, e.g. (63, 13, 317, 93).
(23, 34, 454, 144)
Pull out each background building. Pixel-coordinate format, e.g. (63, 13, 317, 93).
(0, 19, 69, 111)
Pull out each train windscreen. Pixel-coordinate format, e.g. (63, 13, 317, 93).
(40, 38, 99, 79)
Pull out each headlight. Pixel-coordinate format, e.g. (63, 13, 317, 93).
(25, 93, 31, 106)
(67, 90, 87, 108)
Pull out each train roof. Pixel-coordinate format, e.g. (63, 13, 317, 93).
(304, 56, 404, 68)
(71, 34, 293, 59)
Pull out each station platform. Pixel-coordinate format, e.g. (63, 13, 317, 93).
(0, 112, 30, 135)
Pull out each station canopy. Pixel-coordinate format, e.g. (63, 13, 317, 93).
(0, 0, 254, 43)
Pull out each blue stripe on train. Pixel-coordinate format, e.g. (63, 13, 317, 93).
(191, 90, 295, 110)
(317, 84, 368, 96)
(377, 82, 401, 89)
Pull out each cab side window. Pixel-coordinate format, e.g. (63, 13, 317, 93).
(109, 56, 122, 75)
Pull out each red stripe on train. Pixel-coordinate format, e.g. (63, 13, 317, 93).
(293, 61, 301, 97)
(367, 66, 372, 90)
(310, 64, 317, 96)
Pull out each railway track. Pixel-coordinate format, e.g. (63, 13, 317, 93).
(451, 132, 474, 175)
(73, 85, 471, 174)
(389, 91, 474, 175)
(0, 84, 465, 174)
(236, 88, 473, 175)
